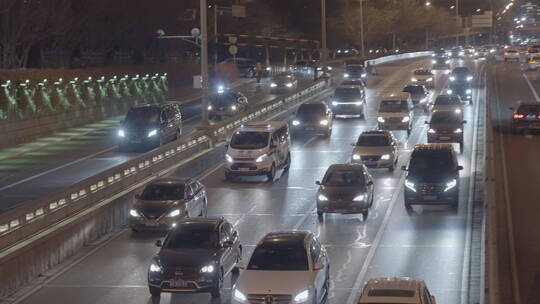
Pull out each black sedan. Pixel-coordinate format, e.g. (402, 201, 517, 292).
(207, 89, 248, 119)
(148, 217, 242, 298)
(292, 101, 333, 137)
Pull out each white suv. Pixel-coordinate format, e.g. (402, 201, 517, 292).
(232, 231, 330, 304)
(225, 121, 291, 182)
(358, 277, 436, 304)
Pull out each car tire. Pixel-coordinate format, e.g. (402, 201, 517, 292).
(459, 141, 464, 153)
(407, 129, 411, 137)
(389, 164, 395, 172)
(199, 198, 208, 217)
(451, 196, 459, 208)
(225, 171, 234, 181)
(362, 210, 369, 221)
(284, 153, 291, 172)
(267, 164, 276, 182)
(317, 210, 324, 220)
(149, 286, 161, 297)
(210, 269, 224, 298)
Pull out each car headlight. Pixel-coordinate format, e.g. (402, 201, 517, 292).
(234, 289, 247, 302)
(402, 116, 410, 123)
(426, 77, 433, 82)
(286, 82, 293, 88)
(355, 101, 363, 106)
(459, 51, 464, 56)
(344, 73, 349, 78)
(225, 153, 234, 163)
(428, 128, 436, 133)
(149, 263, 162, 273)
(292, 120, 301, 126)
(352, 154, 361, 160)
(118, 129, 125, 137)
(327, 66, 333, 71)
(353, 194, 365, 201)
(255, 154, 268, 163)
(432, 54, 436, 57)
(320, 119, 329, 126)
(432, 60, 437, 64)
(467, 76, 473, 81)
(130, 209, 140, 217)
(200, 264, 215, 273)
(454, 128, 463, 133)
(455, 109, 462, 114)
(266, 67, 271, 71)
(446, 89, 453, 94)
(449, 76, 455, 81)
(411, 77, 418, 82)
(231, 105, 237, 111)
(466, 89, 472, 94)
(445, 60, 450, 64)
(377, 117, 385, 123)
(405, 179, 416, 192)
(361, 73, 367, 78)
(207, 105, 213, 110)
(294, 289, 310, 303)
(332, 101, 338, 106)
(381, 154, 391, 160)
(444, 179, 457, 192)
(318, 194, 329, 201)
(167, 209, 181, 217)
(270, 83, 277, 88)
(147, 129, 158, 137)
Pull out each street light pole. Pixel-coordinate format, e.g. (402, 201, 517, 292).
(456, 0, 460, 46)
(321, 0, 327, 61)
(200, 0, 210, 127)
(360, 0, 365, 57)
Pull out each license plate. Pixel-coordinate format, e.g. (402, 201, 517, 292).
(305, 127, 315, 131)
(239, 167, 251, 172)
(423, 195, 437, 200)
(170, 280, 188, 288)
(439, 136, 451, 140)
(145, 221, 160, 227)
(365, 161, 376, 165)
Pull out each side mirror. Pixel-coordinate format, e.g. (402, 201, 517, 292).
(463, 120, 467, 124)
(235, 261, 246, 270)
(509, 107, 514, 111)
(401, 165, 407, 171)
(186, 194, 194, 200)
(270, 144, 277, 149)
(313, 261, 325, 271)
(351, 142, 356, 146)
(424, 121, 429, 124)
(315, 181, 321, 185)
(224, 142, 229, 148)
(223, 240, 234, 248)
(367, 180, 374, 186)
(155, 240, 162, 247)
(135, 194, 141, 199)
(457, 165, 464, 171)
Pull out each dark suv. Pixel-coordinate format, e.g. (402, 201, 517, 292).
(148, 217, 242, 298)
(402, 144, 463, 208)
(208, 89, 248, 120)
(330, 85, 365, 117)
(292, 102, 333, 137)
(118, 103, 182, 151)
(426, 111, 466, 152)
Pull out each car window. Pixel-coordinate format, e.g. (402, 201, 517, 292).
(357, 135, 390, 146)
(248, 243, 309, 271)
(164, 224, 218, 249)
(189, 182, 199, 193)
(310, 238, 321, 264)
(219, 224, 229, 243)
(379, 100, 408, 112)
(124, 107, 160, 125)
(435, 96, 460, 105)
(323, 169, 365, 186)
(141, 184, 185, 200)
(185, 184, 194, 196)
(230, 131, 269, 149)
(517, 105, 540, 114)
(430, 112, 462, 124)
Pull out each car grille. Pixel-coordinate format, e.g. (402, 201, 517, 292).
(231, 164, 257, 170)
(247, 294, 292, 304)
(386, 117, 403, 123)
(418, 183, 444, 194)
(361, 155, 381, 161)
(234, 157, 255, 161)
(163, 267, 199, 280)
(435, 130, 452, 134)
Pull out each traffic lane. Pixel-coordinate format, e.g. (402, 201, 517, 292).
(0, 73, 314, 210)
(15, 57, 430, 304)
(491, 60, 540, 301)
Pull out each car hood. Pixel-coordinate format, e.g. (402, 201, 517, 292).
(227, 148, 267, 158)
(407, 171, 454, 183)
(353, 146, 392, 156)
(433, 105, 461, 111)
(414, 75, 432, 80)
(378, 112, 408, 118)
(319, 185, 367, 200)
(429, 123, 461, 131)
(158, 248, 218, 268)
(235, 270, 316, 295)
(134, 199, 185, 218)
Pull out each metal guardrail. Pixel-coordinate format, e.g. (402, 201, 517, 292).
(365, 51, 433, 66)
(0, 51, 431, 253)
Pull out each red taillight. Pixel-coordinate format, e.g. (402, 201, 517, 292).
(514, 114, 524, 119)
(505, 52, 509, 56)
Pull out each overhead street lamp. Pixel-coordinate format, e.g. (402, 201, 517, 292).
(360, 0, 365, 58)
(321, 0, 328, 61)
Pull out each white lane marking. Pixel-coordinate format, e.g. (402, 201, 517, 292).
(522, 73, 540, 102)
(494, 66, 522, 304)
(0, 146, 116, 192)
(460, 61, 484, 304)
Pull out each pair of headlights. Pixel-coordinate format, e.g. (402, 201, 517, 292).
(234, 288, 309, 303)
(405, 178, 457, 192)
(428, 128, 462, 134)
(130, 208, 182, 218)
(149, 263, 215, 274)
(118, 129, 158, 138)
(377, 117, 409, 123)
(352, 154, 391, 160)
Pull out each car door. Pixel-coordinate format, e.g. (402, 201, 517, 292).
(188, 181, 201, 216)
(184, 184, 196, 216)
(364, 170, 374, 202)
(219, 223, 235, 273)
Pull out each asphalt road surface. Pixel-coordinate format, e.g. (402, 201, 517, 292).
(9, 56, 486, 304)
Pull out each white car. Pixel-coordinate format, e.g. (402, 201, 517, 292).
(377, 92, 414, 136)
(357, 277, 437, 304)
(351, 130, 398, 171)
(504, 49, 520, 62)
(411, 69, 434, 88)
(232, 231, 330, 304)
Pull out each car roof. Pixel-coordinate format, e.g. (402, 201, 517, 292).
(237, 121, 287, 132)
(360, 278, 423, 304)
(382, 92, 410, 100)
(176, 216, 225, 228)
(147, 177, 192, 186)
(360, 130, 391, 137)
(413, 143, 455, 153)
(327, 163, 366, 171)
(131, 103, 166, 109)
(260, 231, 311, 246)
(336, 85, 360, 90)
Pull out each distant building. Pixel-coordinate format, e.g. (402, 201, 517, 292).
(521, 1, 540, 23)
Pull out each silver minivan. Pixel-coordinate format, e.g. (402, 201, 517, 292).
(225, 121, 291, 182)
(377, 92, 414, 136)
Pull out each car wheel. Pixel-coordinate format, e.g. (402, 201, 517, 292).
(459, 141, 464, 153)
(199, 198, 207, 217)
(362, 210, 369, 221)
(232, 249, 242, 275)
(284, 153, 291, 172)
(451, 196, 459, 208)
(210, 269, 224, 298)
(225, 171, 234, 181)
(267, 163, 276, 182)
(317, 210, 324, 220)
(407, 129, 411, 137)
(149, 286, 161, 297)
(389, 164, 395, 172)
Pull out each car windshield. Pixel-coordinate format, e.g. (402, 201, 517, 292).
(124, 108, 160, 125)
(335, 88, 361, 99)
(435, 96, 460, 105)
(379, 100, 407, 112)
(517, 105, 540, 114)
(141, 184, 185, 200)
(357, 135, 390, 146)
(452, 68, 471, 77)
(409, 151, 453, 173)
(367, 289, 416, 298)
(297, 104, 326, 119)
(346, 67, 364, 75)
(323, 169, 365, 186)
(230, 131, 269, 149)
(247, 243, 308, 271)
(274, 73, 294, 81)
(434, 50, 445, 55)
(211, 92, 237, 106)
(163, 224, 218, 249)
(414, 70, 432, 75)
(405, 86, 425, 94)
(430, 112, 462, 124)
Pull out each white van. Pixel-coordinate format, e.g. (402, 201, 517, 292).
(225, 121, 291, 182)
(377, 92, 414, 136)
